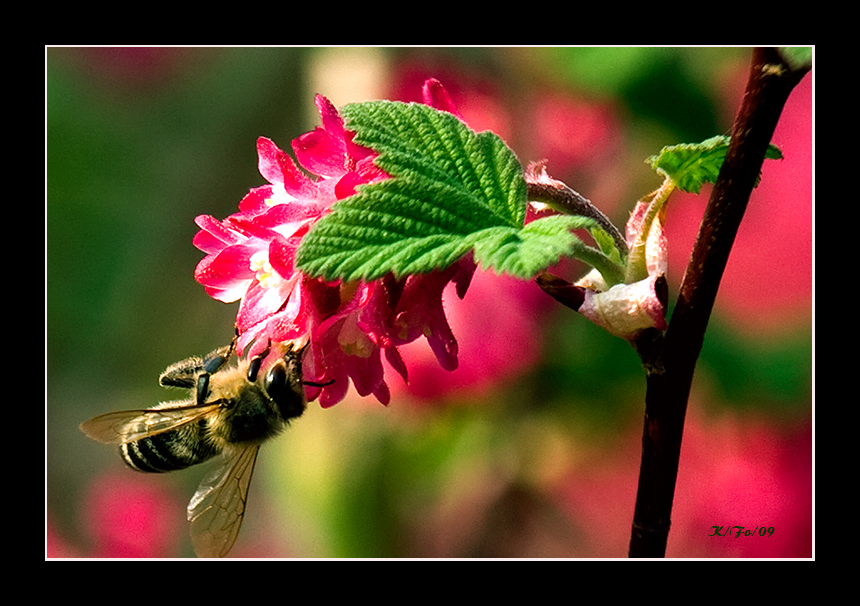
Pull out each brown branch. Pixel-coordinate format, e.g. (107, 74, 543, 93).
(627, 48, 810, 558)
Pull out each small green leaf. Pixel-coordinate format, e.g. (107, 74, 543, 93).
(779, 47, 812, 71)
(296, 101, 618, 282)
(647, 135, 783, 194)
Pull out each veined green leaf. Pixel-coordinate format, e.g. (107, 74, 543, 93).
(296, 101, 619, 282)
(646, 135, 783, 194)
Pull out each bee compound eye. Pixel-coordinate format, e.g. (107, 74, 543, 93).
(265, 362, 305, 419)
(264, 363, 287, 401)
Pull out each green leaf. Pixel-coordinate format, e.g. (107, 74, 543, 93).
(779, 47, 812, 71)
(646, 135, 783, 194)
(296, 101, 614, 282)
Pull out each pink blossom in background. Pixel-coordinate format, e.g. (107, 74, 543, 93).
(389, 60, 621, 179)
(529, 91, 620, 176)
(670, 411, 811, 558)
(52, 471, 288, 558)
(553, 405, 812, 558)
(388, 269, 551, 402)
(82, 470, 183, 558)
(665, 75, 812, 336)
(388, 62, 513, 142)
(46, 517, 80, 558)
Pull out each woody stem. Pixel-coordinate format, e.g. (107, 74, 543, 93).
(627, 47, 810, 558)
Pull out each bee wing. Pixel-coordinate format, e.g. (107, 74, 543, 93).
(79, 402, 220, 445)
(187, 444, 260, 558)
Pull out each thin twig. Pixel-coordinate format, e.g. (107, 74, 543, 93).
(627, 48, 810, 558)
(525, 161, 628, 256)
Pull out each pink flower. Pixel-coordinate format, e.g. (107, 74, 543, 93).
(194, 80, 478, 405)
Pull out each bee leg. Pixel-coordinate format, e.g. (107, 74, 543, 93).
(161, 335, 236, 400)
(160, 355, 206, 389)
(202, 342, 236, 376)
(195, 338, 238, 404)
(265, 340, 327, 389)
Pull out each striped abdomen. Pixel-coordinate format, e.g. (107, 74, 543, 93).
(120, 420, 218, 473)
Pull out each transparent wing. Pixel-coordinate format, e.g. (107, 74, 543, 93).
(79, 402, 220, 445)
(187, 445, 261, 558)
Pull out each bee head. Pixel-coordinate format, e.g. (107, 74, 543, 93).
(247, 354, 305, 421)
(263, 361, 306, 420)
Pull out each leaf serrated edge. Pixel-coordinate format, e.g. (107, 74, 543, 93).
(647, 135, 783, 193)
(298, 101, 535, 281)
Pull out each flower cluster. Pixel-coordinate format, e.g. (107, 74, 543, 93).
(193, 80, 475, 407)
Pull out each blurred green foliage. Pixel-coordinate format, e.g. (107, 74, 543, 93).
(540, 47, 747, 142)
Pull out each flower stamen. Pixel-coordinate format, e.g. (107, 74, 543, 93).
(250, 250, 283, 290)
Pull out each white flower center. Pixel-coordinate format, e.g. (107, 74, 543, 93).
(264, 184, 294, 207)
(250, 250, 283, 290)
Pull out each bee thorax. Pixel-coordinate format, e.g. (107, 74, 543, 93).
(213, 387, 289, 444)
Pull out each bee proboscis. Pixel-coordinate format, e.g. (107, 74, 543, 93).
(80, 339, 327, 557)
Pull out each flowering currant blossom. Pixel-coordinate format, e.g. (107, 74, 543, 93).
(193, 80, 476, 407)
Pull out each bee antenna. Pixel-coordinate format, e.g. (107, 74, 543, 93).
(303, 379, 335, 388)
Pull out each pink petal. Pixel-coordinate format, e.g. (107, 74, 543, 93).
(293, 128, 346, 178)
(264, 299, 306, 343)
(315, 94, 344, 137)
(422, 78, 464, 120)
(426, 320, 458, 371)
(201, 282, 249, 304)
(195, 243, 257, 288)
(384, 345, 409, 383)
(291, 95, 351, 178)
(345, 349, 385, 398)
(318, 375, 349, 408)
(235, 205, 318, 239)
(267, 235, 298, 279)
(236, 276, 295, 329)
(256, 137, 318, 199)
(193, 215, 244, 253)
(237, 185, 277, 216)
(372, 380, 391, 405)
(236, 321, 269, 356)
(451, 254, 477, 299)
(193, 230, 229, 256)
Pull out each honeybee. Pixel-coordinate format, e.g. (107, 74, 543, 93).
(80, 338, 325, 557)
